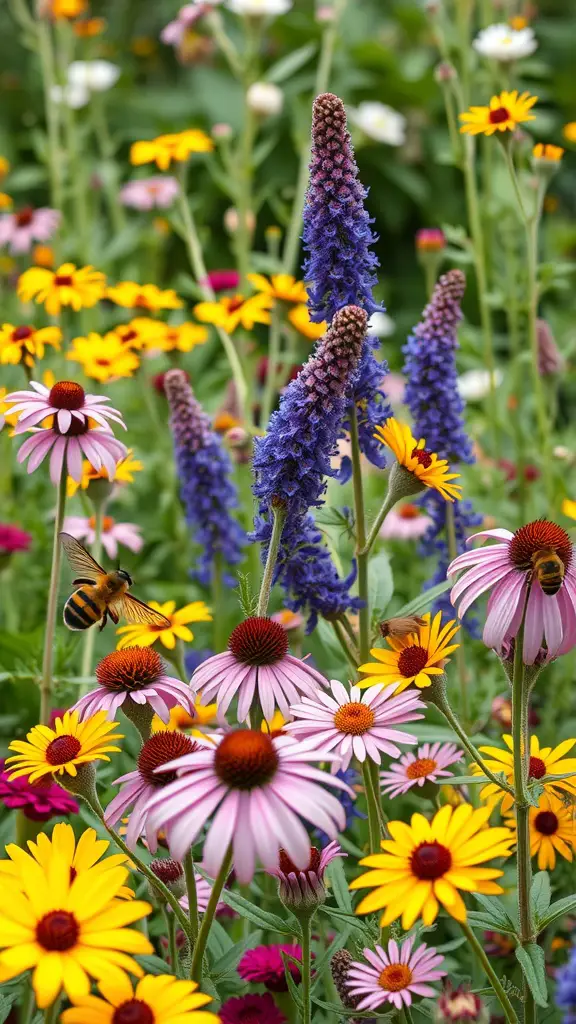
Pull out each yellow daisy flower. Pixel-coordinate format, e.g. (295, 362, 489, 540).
(116, 600, 212, 651)
(459, 90, 537, 136)
(62, 973, 218, 1024)
(562, 498, 576, 520)
(106, 281, 183, 311)
(67, 449, 143, 497)
(0, 323, 62, 368)
(471, 734, 576, 813)
(247, 272, 308, 304)
(154, 321, 209, 353)
(194, 292, 273, 334)
(67, 332, 141, 382)
(563, 122, 576, 144)
(351, 803, 515, 928)
(288, 302, 327, 340)
(17, 263, 106, 315)
(109, 317, 163, 350)
(533, 143, 564, 164)
(358, 611, 460, 694)
(0, 157, 9, 181)
(151, 698, 218, 735)
(130, 130, 214, 170)
(375, 417, 462, 501)
(6, 709, 123, 784)
(505, 792, 576, 870)
(0, 843, 151, 1009)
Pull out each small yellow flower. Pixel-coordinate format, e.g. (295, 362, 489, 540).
(247, 272, 308, 304)
(562, 498, 576, 520)
(262, 709, 287, 734)
(533, 143, 564, 163)
(62, 973, 218, 1024)
(32, 243, 55, 267)
(288, 303, 327, 340)
(130, 130, 214, 170)
(0, 193, 12, 210)
(0, 157, 9, 182)
(67, 331, 141, 382)
(0, 387, 19, 430)
(459, 90, 537, 136)
(0, 323, 62, 368)
(471, 735, 576, 814)
(358, 611, 460, 694)
(116, 600, 212, 651)
(6, 709, 123, 784)
(49, 0, 87, 17)
(67, 449, 143, 497)
(106, 281, 183, 311)
(508, 15, 528, 30)
(18, 263, 106, 315)
(73, 16, 106, 36)
(213, 411, 242, 433)
(151, 698, 218, 734)
(505, 792, 576, 870)
(563, 122, 576, 144)
(155, 321, 209, 353)
(113, 317, 164, 349)
(375, 417, 462, 501)
(194, 292, 273, 333)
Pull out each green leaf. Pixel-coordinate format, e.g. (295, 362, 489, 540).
(515, 944, 549, 1007)
(326, 854, 352, 912)
(466, 911, 517, 935)
(537, 894, 576, 931)
(280, 950, 303, 1009)
(135, 954, 173, 975)
(211, 932, 263, 980)
(437, 775, 488, 786)
(266, 42, 317, 83)
(310, 927, 352, 994)
(206, 918, 233, 960)
(320, 904, 371, 937)
(530, 872, 551, 920)
(220, 889, 295, 935)
(368, 550, 394, 618)
(312, 996, 393, 1019)
(393, 580, 452, 618)
(0, 993, 17, 1024)
(471, 894, 517, 931)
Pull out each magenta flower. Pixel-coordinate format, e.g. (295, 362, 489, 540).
(238, 943, 303, 992)
(0, 759, 78, 822)
(0, 206, 60, 254)
(380, 503, 433, 541)
(0, 524, 32, 554)
(73, 647, 196, 724)
(380, 741, 463, 798)
(160, 3, 207, 46)
(346, 937, 446, 1011)
(271, 840, 344, 909)
(190, 617, 329, 723)
(220, 994, 287, 1024)
(285, 679, 424, 771)
(449, 521, 576, 663)
(63, 514, 143, 560)
(145, 728, 352, 880)
(120, 176, 180, 210)
(201, 269, 240, 293)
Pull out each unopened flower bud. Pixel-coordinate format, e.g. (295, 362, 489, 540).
(435, 61, 456, 83)
(315, 4, 336, 22)
(212, 122, 233, 140)
(224, 206, 256, 235)
(532, 142, 564, 181)
(536, 318, 565, 375)
(380, 615, 426, 639)
(149, 858, 187, 898)
(246, 81, 283, 117)
(434, 984, 489, 1024)
(416, 227, 446, 253)
(273, 842, 344, 920)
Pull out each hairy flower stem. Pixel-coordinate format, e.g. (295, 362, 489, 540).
(331, 620, 358, 672)
(460, 921, 519, 1024)
(79, 502, 104, 689)
(191, 845, 233, 984)
(40, 467, 67, 725)
(300, 915, 312, 1024)
(431, 680, 514, 796)
(184, 850, 199, 948)
(164, 908, 179, 976)
(212, 553, 225, 653)
(361, 761, 382, 854)
(256, 504, 287, 616)
(349, 406, 370, 663)
(445, 503, 469, 726)
(512, 625, 536, 1024)
(360, 488, 398, 558)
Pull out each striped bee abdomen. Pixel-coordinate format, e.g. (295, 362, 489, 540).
(63, 589, 103, 630)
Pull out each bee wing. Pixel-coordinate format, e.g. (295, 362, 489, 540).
(59, 533, 106, 581)
(116, 594, 171, 627)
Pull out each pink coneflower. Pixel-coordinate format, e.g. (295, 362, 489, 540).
(104, 730, 198, 851)
(346, 937, 446, 1011)
(238, 943, 303, 992)
(380, 503, 433, 540)
(145, 728, 351, 880)
(0, 759, 78, 822)
(62, 514, 143, 559)
(202, 269, 240, 293)
(0, 206, 60, 254)
(220, 993, 287, 1024)
(190, 617, 329, 722)
(0, 524, 32, 554)
(380, 742, 463, 798)
(449, 521, 576, 664)
(271, 840, 344, 910)
(73, 647, 196, 724)
(120, 176, 180, 210)
(6, 379, 125, 434)
(285, 679, 424, 772)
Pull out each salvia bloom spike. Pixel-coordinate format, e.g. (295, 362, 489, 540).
(164, 368, 246, 586)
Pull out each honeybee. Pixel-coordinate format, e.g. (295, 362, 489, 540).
(532, 548, 565, 596)
(60, 533, 171, 633)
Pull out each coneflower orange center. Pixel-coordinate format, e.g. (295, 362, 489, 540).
(333, 702, 375, 735)
(528, 756, 546, 780)
(12, 325, 33, 342)
(509, 520, 572, 571)
(489, 106, 510, 124)
(89, 514, 114, 531)
(49, 380, 85, 410)
(215, 730, 279, 790)
(96, 647, 163, 692)
(379, 963, 412, 991)
(45, 735, 81, 765)
(534, 810, 558, 835)
(36, 910, 79, 951)
(113, 1000, 154, 1024)
(279, 846, 321, 876)
(137, 731, 196, 787)
(411, 447, 433, 469)
(411, 841, 452, 879)
(228, 617, 289, 665)
(406, 757, 437, 779)
(397, 645, 429, 677)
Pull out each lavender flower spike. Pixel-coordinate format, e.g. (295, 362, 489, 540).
(164, 369, 246, 586)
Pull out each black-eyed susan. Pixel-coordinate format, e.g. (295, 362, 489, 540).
(247, 272, 308, 304)
(67, 332, 140, 382)
(0, 841, 151, 1008)
(459, 90, 537, 136)
(17, 263, 106, 315)
(116, 600, 212, 651)
(533, 143, 564, 164)
(155, 321, 209, 353)
(61, 973, 219, 1024)
(351, 804, 515, 928)
(0, 323, 62, 368)
(471, 734, 576, 813)
(505, 792, 576, 870)
(5, 709, 123, 784)
(358, 611, 460, 695)
(130, 130, 214, 170)
(113, 317, 165, 349)
(194, 292, 273, 334)
(374, 418, 462, 501)
(67, 449, 143, 497)
(288, 302, 327, 340)
(106, 281, 183, 311)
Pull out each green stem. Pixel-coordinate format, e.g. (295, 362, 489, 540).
(360, 487, 398, 559)
(261, 302, 282, 427)
(504, 229, 528, 522)
(445, 503, 468, 726)
(330, 619, 358, 672)
(434, 683, 514, 796)
(256, 503, 287, 616)
(37, 19, 64, 221)
(460, 921, 519, 1024)
(300, 916, 312, 1024)
(349, 405, 369, 663)
(165, 907, 179, 975)
(338, 614, 359, 657)
(361, 760, 381, 854)
(79, 502, 104, 687)
(212, 553, 225, 652)
(512, 624, 536, 1024)
(235, 86, 256, 291)
(191, 846, 233, 984)
(184, 850, 199, 947)
(91, 93, 126, 236)
(40, 466, 67, 725)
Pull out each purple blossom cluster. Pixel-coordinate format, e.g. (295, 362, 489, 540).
(557, 944, 576, 1024)
(164, 369, 246, 586)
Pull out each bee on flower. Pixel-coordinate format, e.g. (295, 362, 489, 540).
(116, 599, 212, 651)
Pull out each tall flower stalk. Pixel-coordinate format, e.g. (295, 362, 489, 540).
(512, 625, 536, 1024)
(40, 467, 67, 725)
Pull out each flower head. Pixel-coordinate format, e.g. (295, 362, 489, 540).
(380, 742, 463, 798)
(351, 803, 515, 927)
(238, 943, 303, 992)
(67, 448, 142, 497)
(272, 840, 344, 912)
(62, 515, 142, 560)
(459, 90, 537, 135)
(380, 503, 434, 540)
(61, 973, 218, 1024)
(247, 272, 307, 304)
(17, 263, 106, 314)
(0, 323, 61, 368)
(201, 269, 240, 292)
(349, 101, 406, 145)
(0, 206, 60, 254)
(130, 130, 214, 170)
(112, 317, 165, 349)
(220, 993, 287, 1024)
(0, 759, 78, 821)
(375, 418, 462, 501)
(152, 322, 208, 353)
(67, 332, 140, 381)
(194, 292, 273, 333)
(505, 792, 576, 870)
(287, 303, 327, 340)
(49, 0, 87, 19)
(416, 228, 446, 253)
(435, 984, 489, 1024)
(471, 734, 576, 813)
(161, 4, 208, 47)
(359, 611, 460, 694)
(106, 281, 183, 311)
(557, 944, 576, 1024)
(120, 175, 180, 210)
(6, 710, 123, 784)
(533, 143, 564, 166)
(346, 937, 446, 1011)
(473, 22, 537, 61)
(0, 523, 32, 554)
(117, 599, 212, 651)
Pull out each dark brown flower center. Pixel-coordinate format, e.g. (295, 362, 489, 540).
(411, 841, 452, 879)
(12, 325, 34, 341)
(509, 520, 572, 571)
(279, 846, 321, 876)
(45, 735, 81, 765)
(96, 647, 163, 692)
(397, 644, 429, 678)
(54, 417, 89, 436)
(49, 380, 86, 410)
(150, 858, 183, 884)
(411, 447, 433, 468)
(113, 1001, 154, 1024)
(379, 963, 412, 992)
(134, 294, 151, 308)
(406, 757, 437, 779)
(121, 329, 139, 343)
(227, 296, 245, 313)
(489, 106, 510, 124)
(214, 730, 279, 790)
(137, 731, 196, 787)
(333, 702, 375, 735)
(528, 756, 546, 780)
(54, 274, 74, 286)
(228, 617, 289, 666)
(534, 810, 558, 836)
(36, 910, 79, 951)
(16, 206, 34, 227)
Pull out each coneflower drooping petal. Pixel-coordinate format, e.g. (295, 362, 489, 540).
(165, 369, 246, 586)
